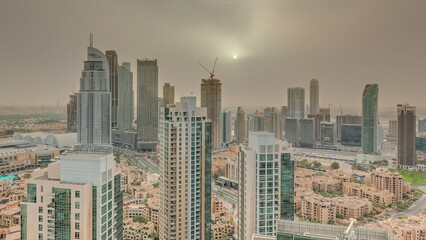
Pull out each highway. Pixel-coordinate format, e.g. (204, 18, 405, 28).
(392, 194, 426, 218)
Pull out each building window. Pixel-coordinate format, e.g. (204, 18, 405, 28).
(75, 232, 80, 239)
(75, 213, 80, 220)
(38, 224, 43, 231)
(75, 222, 80, 230)
(38, 206, 43, 213)
(75, 191, 80, 198)
(38, 215, 43, 222)
(75, 202, 80, 209)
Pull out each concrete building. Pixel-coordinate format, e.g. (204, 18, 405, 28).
(222, 110, 232, 147)
(311, 176, 341, 192)
(343, 182, 394, 206)
(284, 118, 299, 147)
(225, 159, 238, 182)
(66, 93, 77, 132)
(280, 106, 288, 136)
(362, 84, 379, 154)
(158, 96, 212, 240)
(336, 115, 362, 141)
(320, 108, 331, 122)
(263, 107, 273, 133)
(397, 104, 416, 169)
(106, 50, 119, 129)
(238, 132, 294, 240)
(299, 118, 314, 148)
(235, 107, 247, 144)
(201, 76, 222, 149)
(112, 130, 138, 149)
(307, 113, 324, 142)
(371, 169, 411, 201)
(418, 119, 426, 133)
(162, 83, 175, 106)
(271, 107, 282, 140)
(137, 59, 159, 151)
(21, 41, 123, 240)
(287, 87, 305, 119)
(117, 62, 134, 131)
(310, 79, 319, 115)
(416, 136, 426, 153)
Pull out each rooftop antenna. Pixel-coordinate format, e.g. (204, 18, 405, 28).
(89, 33, 93, 47)
(198, 57, 218, 79)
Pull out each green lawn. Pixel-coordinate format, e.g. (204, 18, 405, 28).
(389, 169, 426, 185)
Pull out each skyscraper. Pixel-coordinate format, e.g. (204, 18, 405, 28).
(137, 59, 158, 151)
(201, 77, 222, 149)
(238, 132, 294, 240)
(310, 79, 319, 115)
(361, 84, 379, 154)
(106, 50, 119, 129)
(300, 118, 315, 148)
(163, 83, 175, 106)
(67, 93, 77, 132)
(21, 39, 123, 240)
(271, 107, 282, 139)
(222, 110, 232, 146)
(320, 122, 336, 148)
(397, 104, 417, 168)
(235, 107, 247, 144)
(336, 115, 362, 141)
(117, 62, 134, 130)
(388, 120, 398, 138)
(287, 87, 305, 119)
(158, 96, 211, 240)
(285, 118, 300, 147)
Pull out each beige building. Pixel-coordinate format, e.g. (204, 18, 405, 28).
(163, 83, 175, 106)
(123, 218, 154, 240)
(334, 197, 372, 219)
(225, 159, 238, 182)
(343, 182, 394, 206)
(371, 169, 411, 201)
(312, 176, 342, 192)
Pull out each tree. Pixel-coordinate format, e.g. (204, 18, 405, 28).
(331, 162, 340, 169)
(23, 173, 31, 179)
(133, 216, 149, 224)
(313, 161, 322, 168)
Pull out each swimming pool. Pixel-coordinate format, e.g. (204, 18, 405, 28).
(0, 175, 16, 182)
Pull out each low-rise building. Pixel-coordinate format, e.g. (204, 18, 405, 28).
(343, 182, 394, 206)
(312, 176, 342, 192)
(371, 169, 411, 201)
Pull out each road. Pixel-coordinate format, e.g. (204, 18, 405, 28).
(212, 184, 238, 206)
(118, 147, 159, 173)
(392, 194, 426, 218)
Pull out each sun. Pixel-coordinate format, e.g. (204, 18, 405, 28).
(233, 54, 238, 59)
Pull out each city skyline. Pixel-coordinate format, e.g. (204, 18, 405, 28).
(2, 0, 426, 108)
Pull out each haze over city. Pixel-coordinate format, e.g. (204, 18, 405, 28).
(1, 0, 426, 108)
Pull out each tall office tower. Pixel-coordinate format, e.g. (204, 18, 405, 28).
(341, 124, 362, 147)
(307, 113, 324, 142)
(236, 107, 247, 144)
(280, 106, 288, 132)
(263, 107, 273, 132)
(163, 83, 175, 106)
(67, 93, 77, 132)
(137, 59, 159, 151)
(388, 120, 398, 138)
(21, 40, 123, 240)
(117, 62, 134, 130)
(222, 110, 232, 146)
(201, 76, 222, 149)
(287, 87, 305, 119)
(252, 110, 265, 132)
(106, 50, 119, 129)
(362, 84, 379, 154)
(271, 107, 282, 139)
(320, 122, 336, 148)
(238, 132, 294, 240)
(300, 118, 315, 148)
(336, 115, 362, 141)
(158, 96, 211, 240)
(397, 104, 417, 168)
(418, 119, 426, 133)
(310, 79, 319, 114)
(285, 118, 300, 147)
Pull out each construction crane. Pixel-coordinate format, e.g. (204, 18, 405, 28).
(199, 57, 218, 79)
(344, 218, 357, 240)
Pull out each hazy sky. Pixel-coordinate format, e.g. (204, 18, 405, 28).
(1, 0, 426, 109)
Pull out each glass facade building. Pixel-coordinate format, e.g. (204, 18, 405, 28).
(362, 84, 379, 154)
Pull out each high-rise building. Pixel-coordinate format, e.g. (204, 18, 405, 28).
(280, 106, 288, 135)
(418, 119, 426, 133)
(336, 115, 362, 141)
(222, 110, 232, 147)
(67, 93, 77, 132)
(117, 62, 134, 130)
(163, 83, 175, 106)
(309, 79, 319, 115)
(271, 107, 282, 140)
(21, 40, 123, 240)
(158, 96, 211, 240)
(137, 59, 159, 151)
(362, 84, 379, 154)
(307, 113, 324, 142)
(238, 132, 294, 240)
(388, 120, 398, 138)
(106, 50, 119, 129)
(252, 110, 265, 132)
(319, 108, 331, 122)
(236, 107, 247, 144)
(397, 104, 417, 168)
(201, 77, 222, 149)
(285, 118, 299, 147)
(287, 87, 305, 119)
(300, 118, 314, 148)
